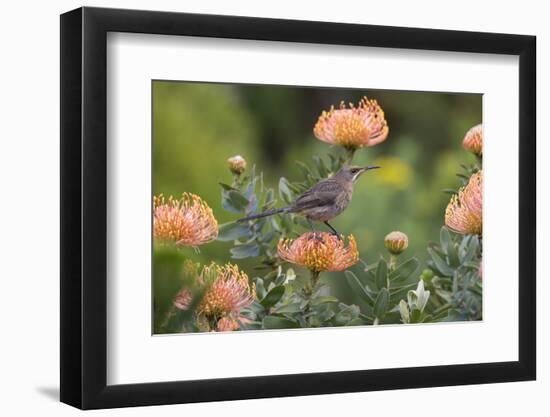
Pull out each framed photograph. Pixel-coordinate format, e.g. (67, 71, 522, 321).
(60, 6, 536, 409)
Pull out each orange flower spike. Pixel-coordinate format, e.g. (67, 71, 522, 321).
(313, 97, 389, 150)
(173, 288, 192, 311)
(277, 232, 359, 273)
(198, 264, 255, 319)
(216, 316, 240, 332)
(153, 193, 218, 247)
(445, 171, 483, 235)
(462, 124, 483, 157)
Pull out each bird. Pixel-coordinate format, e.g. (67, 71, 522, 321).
(237, 165, 381, 236)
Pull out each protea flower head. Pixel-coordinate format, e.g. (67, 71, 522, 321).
(277, 232, 359, 272)
(197, 263, 255, 319)
(153, 193, 218, 247)
(384, 231, 409, 255)
(445, 171, 483, 235)
(216, 316, 239, 332)
(173, 288, 192, 310)
(462, 124, 483, 156)
(313, 97, 389, 151)
(227, 155, 247, 175)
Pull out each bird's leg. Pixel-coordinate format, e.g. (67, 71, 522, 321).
(306, 218, 315, 232)
(324, 221, 341, 239)
(307, 218, 323, 241)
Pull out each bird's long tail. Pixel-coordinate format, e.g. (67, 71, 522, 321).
(237, 207, 290, 222)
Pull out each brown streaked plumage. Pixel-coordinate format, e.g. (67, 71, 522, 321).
(237, 165, 380, 236)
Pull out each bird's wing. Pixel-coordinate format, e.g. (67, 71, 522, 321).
(291, 179, 341, 211)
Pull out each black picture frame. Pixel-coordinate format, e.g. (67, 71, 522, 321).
(60, 6, 536, 410)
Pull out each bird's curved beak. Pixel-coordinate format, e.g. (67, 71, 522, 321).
(364, 165, 381, 171)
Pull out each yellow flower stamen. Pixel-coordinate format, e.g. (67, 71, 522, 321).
(277, 232, 359, 272)
(445, 171, 483, 235)
(153, 192, 218, 247)
(313, 97, 389, 150)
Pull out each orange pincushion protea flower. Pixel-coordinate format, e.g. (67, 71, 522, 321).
(153, 193, 218, 247)
(277, 232, 359, 272)
(216, 316, 240, 332)
(173, 288, 192, 310)
(198, 263, 255, 319)
(313, 97, 389, 150)
(445, 171, 483, 235)
(462, 124, 483, 156)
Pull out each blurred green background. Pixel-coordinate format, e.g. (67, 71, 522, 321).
(153, 80, 481, 294)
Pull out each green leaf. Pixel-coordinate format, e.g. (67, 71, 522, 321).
(373, 288, 389, 318)
(440, 227, 452, 254)
(285, 268, 296, 283)
(263, 188, 275, 207)
(427, 247, 455, 277)
(260, 285, 285, 308)
(442, 188, 458, 196)
(255, 279, 266, 300)
(334, 304, 360, 325)
(458, 234, 471, 255)
(238, 320, 262, 331)
(389, 258, 420, 284)
(295, 161, 312, 179)
(346, 317, 366, 326)
(376, 259, 388, 290)
(311, 296, 339, 305)
(410, 309, 422, 323)
(219, 182, 238, 191)
(274, 302, 303, 314)
(345, 271, 374, 305)
(460, 235, 479, 263)
(230, 243, 260, 259)
(262, 315, 300, 329)
(313, 155, 329, 178)
(446, 242, 460, 268)
(318, 309, 336, 322)
(389, 283, 417, 307)
(399, 299, 410, 323)
(408, 280, 430, 312)
(421, 314, 433, 323)
(222, 190, 250, 213)
(229, 190, 250, 209)
(217, 222, 250, 241)
(279, 178, 294, 204)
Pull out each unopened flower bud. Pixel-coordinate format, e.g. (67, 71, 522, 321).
(384, 231, 409, 255)
(227, 155, 247, 175)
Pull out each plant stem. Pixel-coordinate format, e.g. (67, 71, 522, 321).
(302, 270, 322, 327)
(160, 305, 177, 331)
(388, 254, 397, 272)
(344, 147, 357, 163)
(310, 270, 321, 289)
(303, 270, 320, 297)
(231, 173, 242, 188)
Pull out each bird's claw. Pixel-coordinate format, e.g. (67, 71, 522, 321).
(307, 232, 324, 242)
